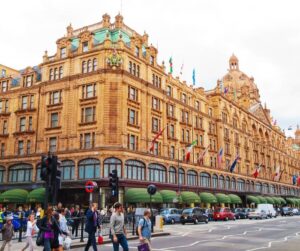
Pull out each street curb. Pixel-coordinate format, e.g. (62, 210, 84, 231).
(70, 232, 170, 249)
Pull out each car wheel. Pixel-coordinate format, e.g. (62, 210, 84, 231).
(225, 217, 229, 221)
(233, 217, 236, 221)
(238, 216, 241, 219)
(205, 219, 209, 224)
(181, 221, 185, 225)
(171, 219, 175, 224)
(194, 219, 199, 224)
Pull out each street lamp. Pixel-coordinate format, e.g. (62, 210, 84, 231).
(147, 184, 157, 233)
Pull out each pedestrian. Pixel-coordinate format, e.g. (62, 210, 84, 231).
(38, 208, 55, 251)
(51, 212, 68, 251)
(58, 209, 70, 249)
(71, 205, 81, 237)
(21, 213, 39, 251)
(84, 203, 100, 251)
(138, 209, 152, 251)
(110, 202, 129, 251)
(0, 215, 14, 251)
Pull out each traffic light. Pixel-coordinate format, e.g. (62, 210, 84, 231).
(40, 155, 51, 181)
(109, 169, 119, 197)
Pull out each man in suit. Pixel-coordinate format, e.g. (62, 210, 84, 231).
(72, 205, 81, 237)
(84, 203, 100, 251)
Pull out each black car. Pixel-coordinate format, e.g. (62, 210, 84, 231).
(180, 207, 209, 225)
(201, 208, 214, 221)
(231, 208, 247, 219)
(281, 207, 293, 216)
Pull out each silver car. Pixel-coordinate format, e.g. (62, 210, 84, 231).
(248, 209, 268, 220)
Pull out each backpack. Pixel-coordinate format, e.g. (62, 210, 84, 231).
(135, 218, 147, 236)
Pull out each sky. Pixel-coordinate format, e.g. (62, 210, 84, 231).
(0, 0, 299, 137)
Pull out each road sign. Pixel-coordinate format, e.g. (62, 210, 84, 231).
(85, 181, 97, 193)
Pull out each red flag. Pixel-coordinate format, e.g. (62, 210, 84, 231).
(253, 164, 261, 179)
(149, 127, 166, 152)
(297, 177, 300, 186)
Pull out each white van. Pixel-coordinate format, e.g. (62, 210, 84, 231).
(257, 204, 277, 218)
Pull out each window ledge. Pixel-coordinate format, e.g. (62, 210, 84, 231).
(13, 130, 35, 136)
(47, 103, 63, 108)
(15, 108, 36, 114)
(45, 126, 62, 131)
(0, 133, 9, 138)
(0, 112, 11, 117)
(127, 123, 140, 129)
(80, 96, 97, 103)
(79, 121, 97, 126)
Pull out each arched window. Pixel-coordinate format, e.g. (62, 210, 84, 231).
(0, 166, 5, 183)
(82, 61, 87, 73)
(255, 182, 262, 193)
(78, 158, 100, 180)
(178, 168, 185, 185)
(231, 177, 236, 190)
(219, 175, 225, 189)
(200, 172, 211, 188)
(49, 69, 54, 81)
(61, 160, 75, 180)
(187, 170, 197, 186)
(124, 160, 145, 180)
(104, 158, 122, 178)
(59, 66, 63, 79)
(168, 167, 176, 184)
(87, 59, 92, 72)
(148, 163, 166, 183)
(9, 163, 32, 183)
(212, 174, 218, 188)
(237, 179, 245, 191)
(93, 58, 98, 71)
(54, 68, 58, 80)
(225, 176, 230, 190)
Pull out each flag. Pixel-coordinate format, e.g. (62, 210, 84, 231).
(192, 68, 196, 85)
(293, 175, 297, 185)
(185, 140, 198, 162)
(297, 177, 300, 186)
(273, 166, 280, 181)
(224, 87, 229, 95)
(198, 146, 209, 165)
(229, 155, 239, 173)
(180, 63, 184, 75)
(149, 127, 166, 152)
(217, 147, 223, 168)
(288, 126, 293, 130)
(253, 164, 261, 179)
(169, 57, 173, 74)
(273, 120, 277, 126)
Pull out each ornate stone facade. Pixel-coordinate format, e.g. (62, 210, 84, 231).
(0, 14, 299, 206)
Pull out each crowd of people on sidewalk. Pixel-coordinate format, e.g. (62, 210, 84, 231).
(0, 202, 153, 251)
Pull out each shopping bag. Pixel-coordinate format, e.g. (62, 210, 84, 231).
(98, 235, 104, 245)
(137, 243, 150, 251)
(63, 236, 72, 250)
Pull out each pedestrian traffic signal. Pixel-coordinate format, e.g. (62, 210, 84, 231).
(40, 155, 51, 181)
(109, 169, 119, 197)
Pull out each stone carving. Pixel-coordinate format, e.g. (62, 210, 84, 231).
(107, 49, 123, 69)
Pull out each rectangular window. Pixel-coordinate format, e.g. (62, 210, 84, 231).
(170, 146, 175, 159)
(30, 95, 34, 109)
(4, 100, 8, 113)
(182, 93, 187, 103)
(135, 46, 140, 57)
(153, 142, 159, 156)
(3, 120, 8, 134)
(27, 140, 31, 155)
(128, 109, 138, 125)
(28, 116, 33, 131)
(0, 143, 5, 157)
(128, 134, 138, 150)
(18, 140, 24, 155)
(50, 90, 61, 105)
(152, 118, 159, 132)
(2, 81, 8, 92)
(25, 75, 33, 87)
(128, 86, 138, 101)
(60, 47, 66, 58)
(21, 96, 27, 110)
(195, 100, 200, 110)
(167, 104, 174, 117)
(51, 113, 59, 128)
(82, 42, 88, 52)
(150, 56, 154, 65)
(82, 84, 96, 99)
(20, 117, 26, 132)
(166, 85, 172, 97)
(152, 97, 160, 110)
(49, 137, 57, 152)
(181, 129, 185, 142)
(1, 69, 6, 77)
(0, 100, 2, 113)
(186, 130, 190, 143)
(82, 107, 96, 123)
(169, 124, 175, 138)
(80, 132, 95, 149)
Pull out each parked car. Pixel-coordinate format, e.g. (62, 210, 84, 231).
(281, 207, 294, 216)
(201, 208, 214, 221)
(180, 207, 209, 224)
(248, 209, 268, 219)
(213, 207, 236, 221)
(257, 204, 277, 218)
(242, 208, 251, 218)
(160, 208, 182, 224)
(292, 208, 299, 215)
(231, 208, 247, 219)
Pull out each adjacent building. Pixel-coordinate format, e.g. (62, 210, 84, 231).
(0, 14, 299, 208)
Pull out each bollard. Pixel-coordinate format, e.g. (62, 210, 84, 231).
(80, 216, 84, 242)
(18, 216, 22, 242)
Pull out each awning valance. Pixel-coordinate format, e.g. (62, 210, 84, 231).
(256, 196, 267, 204)
(247, 195, 259, 204)
(180, 191, 201, 204)
(265, 197, 275, 204)
(0, 189, 28, 203)
(160, 190, 182, 203)
(124, 188, 163, 203)
(27, 188, 45, 203)
(199, 192, 217, 204)
(215, 193, 231, 204)
(228, 194, 242, 204)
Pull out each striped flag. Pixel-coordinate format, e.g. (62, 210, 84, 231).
(217, 147, 223, 168)
(198, 146, 209, 165)
(229, 155, 239, 173)
(224, 87, 229, 95)
(149, 127, 166, 152)
(253, 164, 261, 179)
(169, 57, 173, 74)
(192, 68, 196, 85)
(185, 140, 198, 162)
(293, 175, 297, 185)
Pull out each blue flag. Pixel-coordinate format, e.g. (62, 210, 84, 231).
(229, 155, 239, 173)
(192, 68, 196, 85)
(293, 175, 297, 185)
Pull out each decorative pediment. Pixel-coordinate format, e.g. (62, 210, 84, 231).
(79, 29, 93, 42)
(248, 103, 271, 126)
(56, 37, 71, 48)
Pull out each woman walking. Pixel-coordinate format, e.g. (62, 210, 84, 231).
(21, 213, 39, 251)
(39, 208, 55, 251)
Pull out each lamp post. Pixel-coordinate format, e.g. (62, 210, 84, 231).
(147, 184, 157, 233)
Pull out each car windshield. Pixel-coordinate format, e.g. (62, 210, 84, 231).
(160, 209, 169, 214)
(182, 209, 193, 214)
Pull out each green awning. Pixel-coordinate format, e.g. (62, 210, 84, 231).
(272, 197, 281, 205)
(125, 188, 163, 203)
(228, 194, 242, 204)
(160, 190, 182, 203)
(265, 197, 275, 204)
(256, 196, 267, 204)
(199, 192, 217, 204)
(215, 193, 231, 204)
(180, 191, 201, 204)
(278, 197, 286, 205)
(286, 198, 296, 205)
(27, 188, 45, 203)
(247, 195, 259, 204)
(0, 189, 28, 203)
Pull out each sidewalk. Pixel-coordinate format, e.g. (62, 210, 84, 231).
(6, 231, 170, 250)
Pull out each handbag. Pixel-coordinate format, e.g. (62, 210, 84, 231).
(36, 231, 44, 246)
(138, 243, 150, 251)
(98, 231, 104, 245)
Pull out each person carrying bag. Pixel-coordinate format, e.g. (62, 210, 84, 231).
(137, 209, 152, 251)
